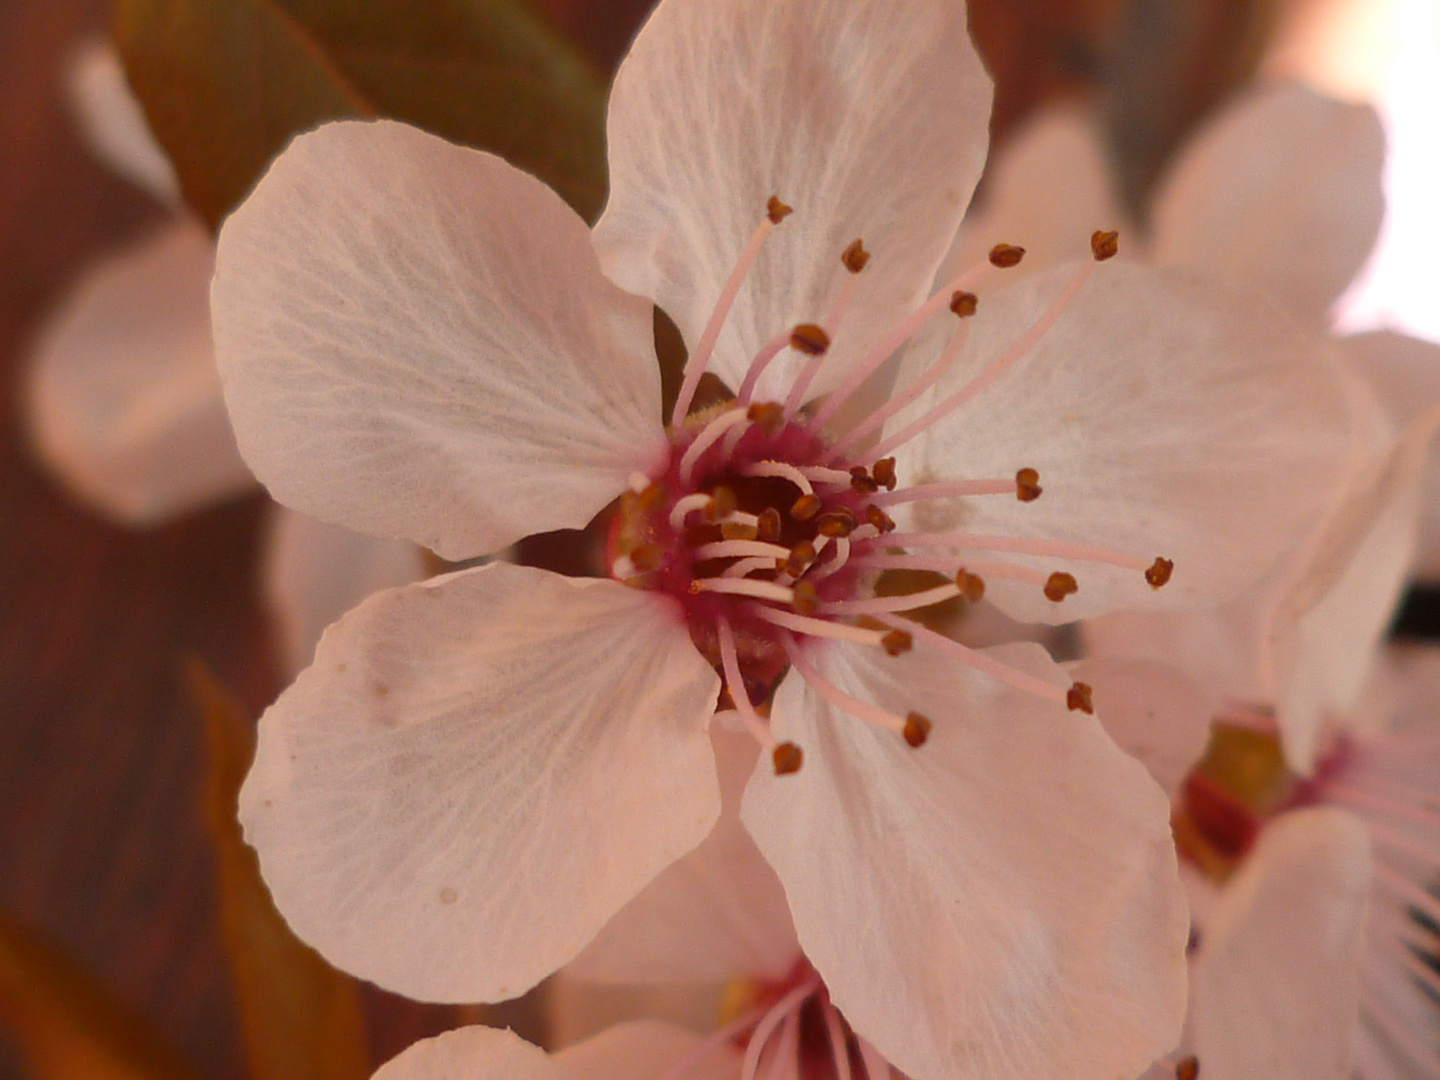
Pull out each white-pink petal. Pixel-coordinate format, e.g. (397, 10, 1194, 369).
(239, 562, 721, 1003)
(26, 219, 254, 524)
(595, 0, 992, 403)
(1151, 81, 1385, 329)
(213, 120, 666, 562)
(742, 641, 1188, 1080)
(1188, 807, 1372, 1080)
(374, 1026, 559, 1080)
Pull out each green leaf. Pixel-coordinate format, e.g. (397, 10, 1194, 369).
(189, 662, 370, 1080)
(115, 0, 608, 230)
(0, 907, 203, 1080)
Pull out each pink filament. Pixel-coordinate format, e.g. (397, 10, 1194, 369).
(865, 531, 1149, 572)
(876, 614, 1068, 704)
(781, 634, 906, 734)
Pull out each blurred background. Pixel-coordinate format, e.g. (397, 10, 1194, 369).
(0, 0, 1434, 1077)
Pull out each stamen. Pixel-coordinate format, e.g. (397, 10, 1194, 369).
(863, 531, 1150, 572)
(988, 243, 1025, 268)
(1066, 681, 1094, 714)
(747, 402, 787, 434)
(950, 290, 978, 317)
(791, 494, 822, 521)
(672, 203, 786, 425)
(724, 556, 780, 578)
(1146, 557, 1174, 589)
(881, 629, 914, 656)
(850, 554, 1047, 588)
(669, 493, 713, 530)
(1044, 572, 1078, 602)
(1015, 467, 1042, 501)
(656, 1005, 766, 1080)
(1091, 229, 1120, 261)
(857, 1038, 889, 1080)
(800, 465, 855, 486)
(860, 261, 1096, 463)
(704, 486, 738, 522)
(789, 324, 830, 357)
(721, 519, 761, 541)
(903, 713, 933, 747)
(1174, 1056, 1199, 1080)
(680, 407, 750, 483)
(849, 466, 879, 494)
(816, 509, 859, 537)
(772, 743, 804, 774)
(756, 509, 782, 542)
(956, 568, 985, 603)
(737, 330, 797, 405)
(791, 581, 820, 616)
(808, 537, 852, 581)
(781, 634, 909, 736)
(752, 606, 889, 648)
(821, 999, 853, 1080)
(742, 460, 814, 496)
(871, 458, 897, 490)
(876, 615, 1069, 704)
(739, 979, 816, 1080)
(693, 540, 792, 561)
(718, 618, 778, 751)
(692, 578, 795, 604)
(785, 258, 865, 416)
(841, 238, 870, 274)
(870, 478, 1017, 506)
(822, 582, 960, 616)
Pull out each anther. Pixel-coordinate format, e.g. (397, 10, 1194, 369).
(746, 401, 786, 433)
(705, 486, 738, 522)
(903, 713, 933, 748)
(871, 458, 898, 490)
(792, 580, 820, 616)
(1015, 467, 1042, 502)
(766, 196, 793, 224)
(988, 243, 1025, 269)
(791, 494, 822, 521)
(841, 239, 871, 274)
(773, 741, 804, 775)
(816, 509, 858, 538)
(784, 541, 818, 577)
(850, 466, 880, 494)
(881, 629, 913, 657)
(1145, 557, 1174, 589)
(1091, 229, 1120, 261)
(638, 483, 667, 511)
(1066, 681, 1094, 714)
(790, 324, 831, 356)
(757, 508, 782, 543)
(1174, 1056, 1199, 1080)
(1044, 571, 1079, 602)
(863, 505, 897, 534)
(721, 521, 760, 541)
(630, 543, 662, 573)
(949, 290, 978, 317)
(956, 569, 985, 603)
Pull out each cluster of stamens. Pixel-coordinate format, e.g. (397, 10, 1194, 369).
(607, 205, 1172, 775)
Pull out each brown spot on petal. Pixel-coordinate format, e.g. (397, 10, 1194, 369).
(871, 457, 898, 490)
(881, 629, 913, 656)
(1044, 572, 1078, 602)
(773, 741, 804, 774)
(956, 569, 985, 604)
(1175, 1056, 1199, 1080)
(1091, 229, 1120, 261)
(903, 713, 933, 748)
(767, 196, 792, 224)
(949, 290, 978, 317)
(989, 243, 1025, 268)
(1146, 557, 1174, 589)
(439, 887, 458, 905)
(757, 508, 782, 543)
(790, 323, 830, 356)
(1015, 467, 1042, 502)
(791, 494, 821, 521)
(1067, 681, 1094, 714)
(841, 238, 870, 274)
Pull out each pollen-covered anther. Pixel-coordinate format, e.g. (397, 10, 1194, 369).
(864, 505, 896, 534)
(773, 741, 804, 775)
(792, 580, 820, 616)
(955, 569, 985, 603)
(988, 243, 1025, 269)
(1174, 1057, 1199, 1080)
(1015, 467, 1042, 501)
(871, 457, 898, 490)
(949, 290, 978, 317)
(791, 493, 821, 522)
(629, 543, 662, 573)
(704, 485, 738, 523)
(1091, 229, 1120, 261)
(849, 466, 880, 494)
(790, 323, 831, 356)
(1066, 681, 1094, 714)
(766, 195, 793, 224)
(1044, 571, 1079, 602)
(746, 401, 786, 433)
(1145, 556, 1174, 589)
(841, 238, 871, 274)
(881, 629, 913, 657)
(783, 541, 818, 577)
(903, 712, 933, 748)
(756, 508, 782, 543)
(721, 521, 760, 541)
(816, 509, 858, 538)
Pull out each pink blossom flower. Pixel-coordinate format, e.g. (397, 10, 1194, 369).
(212, 1, 1360, 1077)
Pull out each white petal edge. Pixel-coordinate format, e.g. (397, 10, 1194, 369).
(1151, 80, 1385, 329)
(214, 120, 666, 562)
(742, 641, 1188, 1080)
(239, 562, 721, 1003)
(892, 260, 1359, 624)
(374, 1026, 559, 1080)
(595, 0, 992, 403)
(261, 505, 428, 678)
(566, 719, 799, 985)
(25, 219, 254, 524)
(64, 38, 181, 205)
(1188, 806, 1372, 1080)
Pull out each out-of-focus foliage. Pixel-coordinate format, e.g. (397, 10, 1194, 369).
(114, 0, 609, 230)
(191, 662, 370, 1080)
